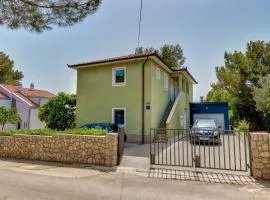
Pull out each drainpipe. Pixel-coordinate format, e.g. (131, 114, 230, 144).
(142, 57, 149, 144)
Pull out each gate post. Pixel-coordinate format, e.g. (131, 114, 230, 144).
(195, 155, 201, 168)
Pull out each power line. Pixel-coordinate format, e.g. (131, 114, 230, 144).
(137, 0, 143, 48)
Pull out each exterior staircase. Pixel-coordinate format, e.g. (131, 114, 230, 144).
(154, 100, 175, 143)
(158, 100, 174, 128)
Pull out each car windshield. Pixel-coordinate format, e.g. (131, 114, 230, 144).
(195, 120, 216, 128)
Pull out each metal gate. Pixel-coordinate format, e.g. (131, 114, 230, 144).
(150, 128, 251, 174)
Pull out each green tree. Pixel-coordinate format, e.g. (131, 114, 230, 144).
(0, 0, 102, 32)
(207, 41, 270, 131)
(39, 92, 76, 130)
(0, 52, 23, 85)
(253, 75, 270, 132)
(135, 44, 185, 69)
(0, 107, 21, 130)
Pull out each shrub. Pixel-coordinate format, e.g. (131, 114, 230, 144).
(235, 119, 250, 132)
(0, 128, 107, 136)
(39, 93, 76, 130)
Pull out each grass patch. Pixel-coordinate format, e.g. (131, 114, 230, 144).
(61, 128, 107, 136)
(0, 128, 108, 136)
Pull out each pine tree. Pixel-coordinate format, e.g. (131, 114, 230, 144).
(0, 0, 102, 32)
(0, 52, 23, 85)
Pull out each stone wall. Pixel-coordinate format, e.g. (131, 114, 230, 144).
(251, 132, 270, 179)
(0, 133, 118, 166)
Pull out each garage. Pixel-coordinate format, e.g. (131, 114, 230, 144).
(190, 102, 229, 130)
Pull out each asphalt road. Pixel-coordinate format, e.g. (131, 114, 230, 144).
(0, 161, 269, 200)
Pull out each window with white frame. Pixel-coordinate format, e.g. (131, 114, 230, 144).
(155, 67, 160, 80)
(164, 73, 168, 90)
(112, 67, 126, 86)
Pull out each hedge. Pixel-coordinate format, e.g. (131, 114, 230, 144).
(0, 128, 108, 136)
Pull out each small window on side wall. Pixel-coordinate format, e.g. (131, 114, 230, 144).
(112, 67, 126, 86)
(164, 73, 168, 90)
(156, 67, 160, 80)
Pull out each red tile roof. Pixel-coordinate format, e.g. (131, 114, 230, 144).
(13, 92, 38, 107)
(68, 53, 198, 84)
(68, 53, 159, 68)
(23, 88, 55, 98)
(0, 84, 55, 107)
(173, 68, 198, 84)
(0, 84, 55, 98)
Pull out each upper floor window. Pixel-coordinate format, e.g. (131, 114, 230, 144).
(164, 73, 168, 90)
(155, 67, 160, 80)
(112, 67, 126, 86)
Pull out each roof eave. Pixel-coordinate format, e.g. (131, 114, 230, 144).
(68, 57, 148, 69)
(68, 53, 157, 69)
(68, 54, 173, 73)
(172, 69, 198, 84)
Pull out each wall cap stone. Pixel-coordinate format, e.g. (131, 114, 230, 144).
(0, 133, 119, 138)
(251, 132, 269, 136)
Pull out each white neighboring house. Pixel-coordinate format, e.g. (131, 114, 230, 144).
(0, 83, 55, 130)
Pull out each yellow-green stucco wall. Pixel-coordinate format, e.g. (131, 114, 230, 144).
(76, 58, 195, 142)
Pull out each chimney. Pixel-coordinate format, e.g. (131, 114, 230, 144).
(18, 83, 23, 92)
(200, 96, 204, 103)
(30, 83, 34, 90)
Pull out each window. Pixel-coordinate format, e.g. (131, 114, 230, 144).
(112, 108, 126, 126)
(164, 73, 168, 90)
(156, 67, 160, 80)
(112, 67, 126, 86)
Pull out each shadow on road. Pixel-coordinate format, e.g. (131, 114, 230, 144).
(148, 168, 270, 188)
(0, 158, 118, 173)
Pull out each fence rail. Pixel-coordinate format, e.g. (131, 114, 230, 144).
(150, 128, 251, 173)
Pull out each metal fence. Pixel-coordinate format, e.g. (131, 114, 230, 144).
(150, 128, 251, 174)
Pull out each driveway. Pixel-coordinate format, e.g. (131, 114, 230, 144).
(152, 133, 250, 175)
(0, 159, 269, 200)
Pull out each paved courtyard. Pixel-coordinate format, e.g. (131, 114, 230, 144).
(152, 133, 250, 175)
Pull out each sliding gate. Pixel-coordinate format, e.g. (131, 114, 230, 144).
(150, 129, 251, 174)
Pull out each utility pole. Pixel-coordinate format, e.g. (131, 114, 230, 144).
(137, 0, 143, 48)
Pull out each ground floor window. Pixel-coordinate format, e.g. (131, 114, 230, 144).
(112, 108, 126, 126)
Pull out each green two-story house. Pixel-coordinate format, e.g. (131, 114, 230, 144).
(68, 53, 197, 143)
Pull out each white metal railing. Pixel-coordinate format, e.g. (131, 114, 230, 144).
(166, 93, 181, 125)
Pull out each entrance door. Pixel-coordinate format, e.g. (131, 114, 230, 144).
(112, 108, 125, 127)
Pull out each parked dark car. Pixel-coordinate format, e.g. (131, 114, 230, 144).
(190, 119, 221, 145)
(80, 123, 118, 132)
(80, 123, 127, 142)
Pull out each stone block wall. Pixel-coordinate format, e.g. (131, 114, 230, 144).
(0, 133, 118, 166)
(251, 132, 270, 179)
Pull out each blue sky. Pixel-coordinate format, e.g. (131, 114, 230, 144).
(0, 0, 270, 101)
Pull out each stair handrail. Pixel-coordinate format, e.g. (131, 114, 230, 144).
(166, 93, 181, 125)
